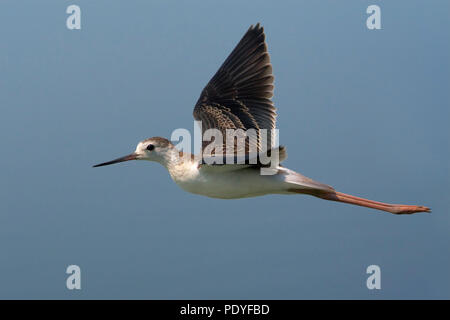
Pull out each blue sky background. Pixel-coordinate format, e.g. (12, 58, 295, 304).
(0, 0, 449, 299)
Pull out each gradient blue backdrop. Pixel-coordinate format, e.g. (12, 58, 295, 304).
(0, 0, 449, 299)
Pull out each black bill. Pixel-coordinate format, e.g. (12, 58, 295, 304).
(93, 153, 138, 167)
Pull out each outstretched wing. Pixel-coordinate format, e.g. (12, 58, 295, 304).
(193, 23, 276, 157)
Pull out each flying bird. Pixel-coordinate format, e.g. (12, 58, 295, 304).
(94, 24, 430, 215)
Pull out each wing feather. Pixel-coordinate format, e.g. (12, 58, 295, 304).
(193, 23, 277, 158)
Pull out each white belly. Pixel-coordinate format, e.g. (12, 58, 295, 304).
(173, 166, 289, 199)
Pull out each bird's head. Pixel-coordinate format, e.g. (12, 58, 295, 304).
(93, 137, 176, 168)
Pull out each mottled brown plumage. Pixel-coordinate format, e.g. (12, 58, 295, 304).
(142, 137, 173, 149)
(194, 23, 276, 154)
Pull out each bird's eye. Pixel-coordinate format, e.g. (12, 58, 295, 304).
(146, 144, 155, 151)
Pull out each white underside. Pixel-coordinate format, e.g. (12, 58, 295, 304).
(167, 162, 332, 199)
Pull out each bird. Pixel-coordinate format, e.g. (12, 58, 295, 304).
(93, 23, 430, 215)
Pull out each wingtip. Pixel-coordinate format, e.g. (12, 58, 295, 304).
(251, 22, 264, 32)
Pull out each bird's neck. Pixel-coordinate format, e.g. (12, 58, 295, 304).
(158, 149, 197, 172)
(157, 149, 198, 183)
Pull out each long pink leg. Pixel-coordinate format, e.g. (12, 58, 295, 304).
(318, 191, 431, 214)
(290, 188, 431, 214)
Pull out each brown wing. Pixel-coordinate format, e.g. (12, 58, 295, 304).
(193, 23, 276, 156)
